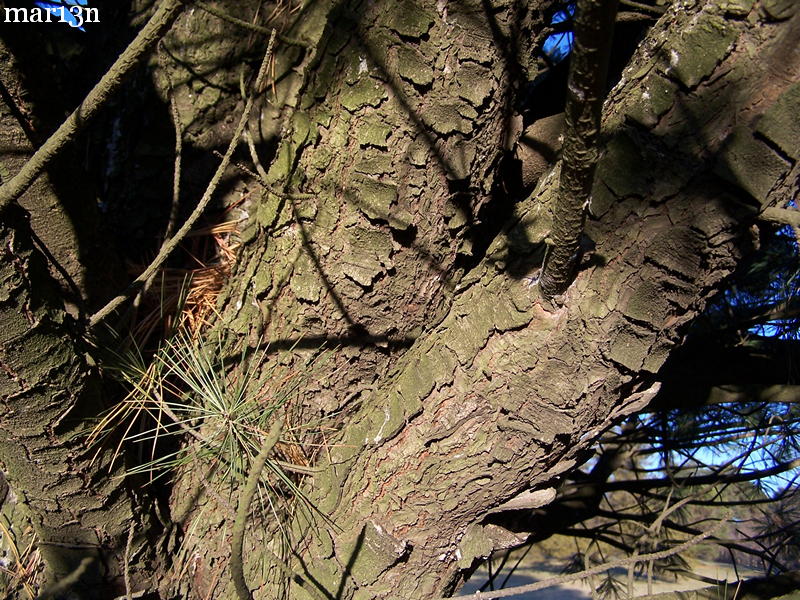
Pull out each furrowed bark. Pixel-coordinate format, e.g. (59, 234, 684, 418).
(156, 0, 800, 597)
(161, 0, 544, 596)
(0, 38, 118, 312)
(0, 19, 162, 596)
(0, 206, 137, 596)
(282, 2, 799, 598)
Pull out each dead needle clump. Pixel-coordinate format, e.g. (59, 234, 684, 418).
(130, 209, 242, 346)
(0, 519, 41, 599)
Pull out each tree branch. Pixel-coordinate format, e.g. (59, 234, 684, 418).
(231, 420, 282, 600)
(195, 1, 307, 46)
(538, 0, 619, 299)
(653, 336, 800, 408)
(654, 383, 800, 410)
(597, 457, 800, 494)
(88, 29, 278, 328)
(34, 557, 95, 600)
(0, 0, 185, 215)
(451, 518, 727, 600)
(634, 570, 800, 600)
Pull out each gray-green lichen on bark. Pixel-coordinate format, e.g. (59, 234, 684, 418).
(212, 0, 540, 407)
(279, 1, 798, 598)
(160, 0, 545, 596)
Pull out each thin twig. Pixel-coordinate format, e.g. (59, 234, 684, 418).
(227, 422, 328, 600)
(619, 0, 665, 14)
(165, 91, 184, 242)
(220, 151, 316, 201)
(237, 75, 314, 201)
(231, 420, 283, 600)
(0, 0, 186, 215)
(28, 226, 85, 309)
(538, 0, 619, 299)
(450, 516, 729, 600)
(172, 424, 323, 598)
(195, 1, 307, 46)
(88, 29, 278, 328)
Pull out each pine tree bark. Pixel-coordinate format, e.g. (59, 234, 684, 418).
(203, 3, 798, 598)
(0, 21, 148, 599)
(0, 206, 138, 596)
(134, 0, 800, 597)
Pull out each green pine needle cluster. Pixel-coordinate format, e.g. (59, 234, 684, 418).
(90, 330, 319, 514)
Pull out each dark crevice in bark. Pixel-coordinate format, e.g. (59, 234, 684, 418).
(0, 205, 139, 597)
(652, 334, 799, 410)
(3, 0, 790, 596)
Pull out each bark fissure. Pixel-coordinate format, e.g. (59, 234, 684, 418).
(0, 206, 137, 595)
(274, 2, 799, 598)
(78, 0, 800, 597)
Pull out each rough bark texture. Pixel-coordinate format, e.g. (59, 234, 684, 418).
(212, 0, 541, 394)
(272, 1, 797, 599)
(0, 0, 186, 216)
(40, 0, 794, 598)
(148, 0, 800, 597)
(160, 0, 545, 595)
(0, 17, 147, 597)
(0, 206, 136, 594)
(0, 37, 113, 312)
(2, 0, 789, 595)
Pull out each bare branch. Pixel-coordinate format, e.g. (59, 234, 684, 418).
(539, 0, 619, 299)
(0, 0, 186, 215)
(231, 420, 283, 600)
(195, 1, 307, 46)
(451, 518, 727, 600)
(597, 458, 800, 494)
(34, 557, 95, 600)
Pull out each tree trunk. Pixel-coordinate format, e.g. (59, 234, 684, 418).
(154, 0, 800, 597)
(0, 205, 139, 596)
(0, 23, 145, 599)
(3, 0, 796, 597)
